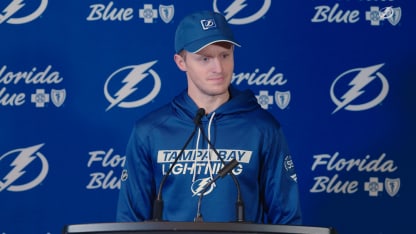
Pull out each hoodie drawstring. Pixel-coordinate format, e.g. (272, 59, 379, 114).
(191, 112, 216, 188)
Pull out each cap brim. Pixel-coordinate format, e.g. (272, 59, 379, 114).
(184, 37, 241, 53)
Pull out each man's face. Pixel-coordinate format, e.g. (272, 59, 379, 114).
(175, 42, 235, 99)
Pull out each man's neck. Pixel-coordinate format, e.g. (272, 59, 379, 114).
(189, 91, 230, 115)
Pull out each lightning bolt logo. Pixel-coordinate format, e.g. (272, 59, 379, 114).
(0, 0, 25, 23)
(104, 61, 161, 111)
(0, 143, 48, 192)
(223, 0, 247, 20)
(191, 178, 213, 196)
(0, 0, 48, 24)
(330, 63, 389, 114)
(213, 0, 271, 25)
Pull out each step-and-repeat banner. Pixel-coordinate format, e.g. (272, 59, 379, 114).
(1, 1, 414, 233)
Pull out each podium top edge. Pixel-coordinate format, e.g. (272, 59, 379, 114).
(63, 221, 337, 234)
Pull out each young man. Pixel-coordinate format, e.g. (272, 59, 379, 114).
(116, 10, 302, 224)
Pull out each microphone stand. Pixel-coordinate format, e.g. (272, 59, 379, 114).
(196, 122, 245, 222)
(152, 108, 205, 221)
(194, 159, 239, 222)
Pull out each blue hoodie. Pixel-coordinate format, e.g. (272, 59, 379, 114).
(116, 86, 302, 224)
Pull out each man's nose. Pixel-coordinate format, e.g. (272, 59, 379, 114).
(212, 58, 224, 72)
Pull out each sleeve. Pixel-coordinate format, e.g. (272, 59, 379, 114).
(261, 127, 302, 225)
(116, 124, 156, 222)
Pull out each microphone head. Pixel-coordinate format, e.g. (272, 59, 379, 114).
(197, 108, 205, 116)
(194, 108, 206, 124)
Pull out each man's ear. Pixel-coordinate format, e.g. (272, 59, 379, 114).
(174, 54, 187, 72)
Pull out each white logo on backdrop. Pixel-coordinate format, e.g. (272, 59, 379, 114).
(275, 91, 290, 109)
(213, 0, 271, 25)
(363, 177, 400, 197)
(310, 152, 399, 197)
(365, 6, 401, 26)
(232, 67, 287, 86)
(50, 88, 66, 107)
(0, 65, 65, 107)
(86, 148, 125, 190)
(87, 2, 174, 23)
(31, 89, 49, 107)
(311, 3, 401, 26)
(0, 144, 49, 192)
(30, 88, 66, 108)
(311, 3, 360, 24)
(255, 90, 290, 110)
(256, 90, 273, 109)
(0, 0, 48, 24)
(159, 4, 174, 23)
(231, 67, 289, 110)
(330, 63, 389, 114)
(104, 61, 161, 111)
(139, 4, 157, 23)
(364, 177, 383, 197)
(385, 177, 400, 197)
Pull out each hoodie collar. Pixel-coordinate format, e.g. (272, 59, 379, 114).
(171, 85, 260, 123)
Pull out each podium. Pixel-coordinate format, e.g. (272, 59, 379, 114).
(62, 222, 338, 234)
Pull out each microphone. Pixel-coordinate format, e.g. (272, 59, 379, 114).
(152, 108, 205, 221)
(196, 110, 245, 222)
(194, 159, 239, 222)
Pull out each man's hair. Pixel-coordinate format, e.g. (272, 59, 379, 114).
(177, 41, 234, 60)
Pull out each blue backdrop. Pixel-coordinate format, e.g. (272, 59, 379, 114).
(1, 1, 415, 233)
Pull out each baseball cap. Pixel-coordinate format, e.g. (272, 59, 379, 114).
(174, 10, 241, 53)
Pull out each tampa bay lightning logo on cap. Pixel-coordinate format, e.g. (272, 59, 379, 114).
(200, 18, 217, 30)
(174, 10, 240, 53)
